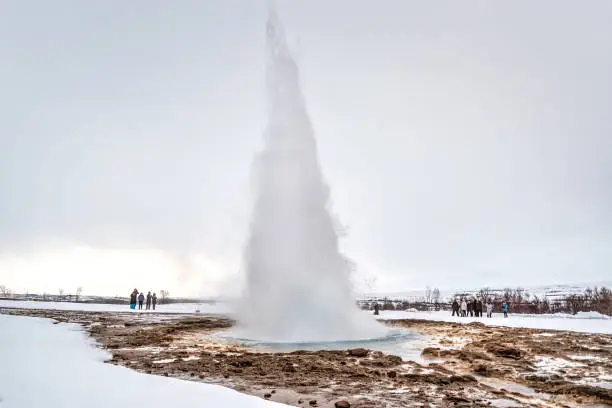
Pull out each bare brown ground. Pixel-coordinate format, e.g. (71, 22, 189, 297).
(2, 308, 611, 408)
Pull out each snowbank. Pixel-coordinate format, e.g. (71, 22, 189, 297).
(368, 310, 612, 334)
(552, 311, 610, 320)
(0, 299, 232, 315)
(0, 314, 287, 408)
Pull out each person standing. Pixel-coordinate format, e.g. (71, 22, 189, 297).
(451, 299, 460, 316)
(486, 301, 493, 318)
(152, 293, 157, 310)
(461, 298, 467, 317)
(502, 301, 508, 318)
(129, 289, 138, 310)
(476, 299, 483, 317)
(467, 299, 473, 317)
(373, 302, 380, 316)
(146, 291, 152, 310)
(138, 292, 145, 310)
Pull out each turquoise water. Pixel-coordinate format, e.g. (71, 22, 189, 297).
(211, 328, 426, 362)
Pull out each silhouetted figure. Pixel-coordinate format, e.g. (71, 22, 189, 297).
(129, 289, 138, 310)
(138, 292, 145, 310)
(502, 301, 508, 318)
(486, 301, 493, 318)
(476, 299, 483, 317)
(467, 300, 473, 317)
(152, 293, 157, 310)
(452, 299, 460, 316)
(461, 299, 467, 317)
(146, 291, 152, 310)
(373, 303, 380, 316)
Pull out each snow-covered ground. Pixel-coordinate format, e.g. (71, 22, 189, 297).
(0, 314, 288, 408)
(369, 310, 612, 334)
(0, 299, 231, 314)
(2, 299, 610, 334)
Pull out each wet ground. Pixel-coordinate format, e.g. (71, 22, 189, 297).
(2, 307, 611, 408)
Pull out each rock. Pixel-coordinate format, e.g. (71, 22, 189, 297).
(163, 372, 168, 377)
(387, 355, 403, 365)
(524, 374, 561, 382)
(264, 393, 272, 399)
(335, 401, 351, 408)
(387, 371, 397, 378)
(472, 363, 491, 376)
(485, 344, 522, 360)
(282, 364, 296, 372)
(421, 347, 441, 358)
(309, 400, 318, 406)
(230, 359, 253, 367)
(348, 348, 369, 357)
(271, 390, 276, 394)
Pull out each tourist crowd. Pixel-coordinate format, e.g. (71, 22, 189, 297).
(451, 298, 508, 318)
(129, 289, 157, 310)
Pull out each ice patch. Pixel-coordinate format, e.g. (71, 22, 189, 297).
(152, 358, 176, 364)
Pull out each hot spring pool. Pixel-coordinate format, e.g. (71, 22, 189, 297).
(208, 328, 427, 362)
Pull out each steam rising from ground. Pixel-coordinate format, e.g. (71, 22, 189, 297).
(236, 11, 386, 343)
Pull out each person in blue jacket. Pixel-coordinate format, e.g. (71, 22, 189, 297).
(129, 289, 138, 310)
(502, 301, 509, 318)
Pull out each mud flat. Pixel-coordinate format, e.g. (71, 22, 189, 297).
(2, 307, 610, 407)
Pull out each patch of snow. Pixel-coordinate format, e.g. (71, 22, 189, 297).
(547, 311, 611, 320)
(152, 358, 176, 364)
(370, 310, 612, 334)
(534, 356, 585, 373)
(0, 314, 289, 408)
(0, 299, 232, 315)
(183, 356, 200, 361)
(567, 354, 600, 361)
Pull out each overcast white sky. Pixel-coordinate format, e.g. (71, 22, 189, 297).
(1, 0, 611, 297)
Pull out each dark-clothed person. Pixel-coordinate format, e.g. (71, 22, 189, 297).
(452, 300, 460, 316)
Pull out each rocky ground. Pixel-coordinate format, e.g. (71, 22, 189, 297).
(2, 308, 611, 408)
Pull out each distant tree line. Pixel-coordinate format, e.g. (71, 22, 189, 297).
(358, 286, 443, 312)
(452, 286, 612, 316)
(358, 286, 611, 316)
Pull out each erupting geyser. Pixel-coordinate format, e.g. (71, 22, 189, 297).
(236, 10, 386, 343)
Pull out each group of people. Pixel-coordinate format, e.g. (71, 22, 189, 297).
(452, 298, 509, 318)
(129, 289, 157, 311)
